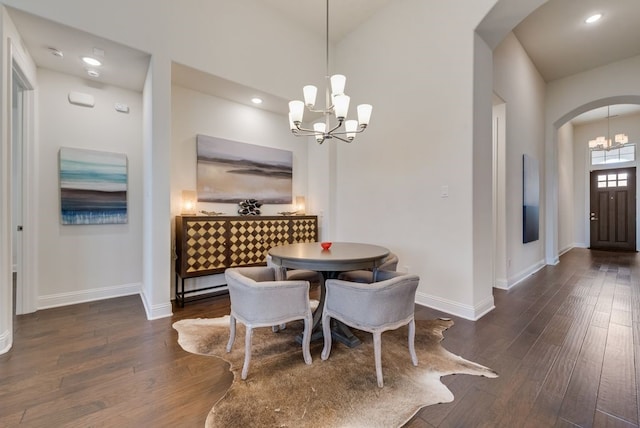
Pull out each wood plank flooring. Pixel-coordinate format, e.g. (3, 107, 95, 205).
(1, 248, 639, 427)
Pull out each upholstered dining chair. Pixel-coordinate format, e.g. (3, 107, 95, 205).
(337, 252, 399, 283)
(266, 254, 323, 284)
(321, 270, 420, 387)
(224, 266, 313, 380)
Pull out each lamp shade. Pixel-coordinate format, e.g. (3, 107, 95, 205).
(303, 85, 318, 107)
(333, 95, 350, 120)
(289, 100, 305, 124)
(295, 196, 306, 214)
(314, 122, 326, 143)
(181, 190, 197, 215)
(357, 104, 372, 126)
(345, 120, 358, 140)
(615, 134, 629, 144)
(330, 74, 346, 96)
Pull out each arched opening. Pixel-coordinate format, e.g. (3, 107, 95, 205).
(555, 97, 640, 253)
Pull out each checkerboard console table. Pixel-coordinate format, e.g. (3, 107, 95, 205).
(174, 215, 318, 306)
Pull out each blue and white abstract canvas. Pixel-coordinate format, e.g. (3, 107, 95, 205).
(59, 147, 128, 225)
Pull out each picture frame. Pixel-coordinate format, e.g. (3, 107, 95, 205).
(196, 135, 293, 204)
(59, 147, 128, 225)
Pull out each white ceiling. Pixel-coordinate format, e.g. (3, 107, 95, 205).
(6, 1, 640, 121)
(260, 0, 393, 43)
(513, 0, 640, 82)
(571, 104, 640, 125)
(6, 7, 150, 92)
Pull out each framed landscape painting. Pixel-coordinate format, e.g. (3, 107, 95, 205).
(196, 135, 293, 204)
(59, 147, 128, 225)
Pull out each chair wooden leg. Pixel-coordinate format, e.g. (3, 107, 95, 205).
(373, 332, 384, 387)
(408, 318, 418, 366)
(241, 326, 253, 380)
(302, 313, 312, 365)
(226, 315, 236, 352)
(320, 312, 332, 360)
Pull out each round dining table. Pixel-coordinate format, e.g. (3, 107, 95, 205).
(268, 242, 390, 347)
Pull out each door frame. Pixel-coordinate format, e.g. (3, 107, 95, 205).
(589, 167, 636, 251)
(9, 39, 37, 315)
(585, 157, 639, 252)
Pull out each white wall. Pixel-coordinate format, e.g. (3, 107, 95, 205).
(327, 0, 499, 319)
(0, 0, 323, 325)
(545, 55, 640, 262)
(36, 69, 143, 308)
(492, 32, 546, 287)
(571, 112, 640, 247)
(0, 0, 559, 348)
(170, 84, 308, 293)
(557, 122, 575, 253)
(0, 5, 38, 352)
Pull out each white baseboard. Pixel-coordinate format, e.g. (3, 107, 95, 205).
(545, 256, 559, 265)
(559, 243, 587, 257)
(37, 282, 141, 310)
(415, 292, 495, 321)
(500, 259, 546, 290)
(558, 246, 572, 257)
(140, 289, 173, 320)
(0, 328, 12, 355)
(494, 277, 508, 289)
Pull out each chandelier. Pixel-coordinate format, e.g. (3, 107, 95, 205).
(287, 0, 372, 144)
(588, 105, 629, 150)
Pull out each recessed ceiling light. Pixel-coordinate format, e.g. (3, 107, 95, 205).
(585, 13, 602, 24)
(82, 56, 102, 67)
(251, 97, 263, 104)
(87, 69, 100, 78)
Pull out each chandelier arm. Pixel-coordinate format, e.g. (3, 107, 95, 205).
(325, 126, 367, 136)
(292, 127, 320, 136)
(331, 134, 352, 143)
(294, 122, 321, 133)
(326, 118, 344, 134)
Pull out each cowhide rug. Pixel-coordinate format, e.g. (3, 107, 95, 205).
(172, 316, 497, 427)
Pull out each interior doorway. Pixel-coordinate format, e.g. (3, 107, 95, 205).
(589, 167, 636, 251)
(11, 66, 28, 315)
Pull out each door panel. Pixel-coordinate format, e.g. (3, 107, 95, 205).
(590, 167, 636, 251)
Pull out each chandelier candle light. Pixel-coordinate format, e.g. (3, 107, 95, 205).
(288, 0, 372, 144)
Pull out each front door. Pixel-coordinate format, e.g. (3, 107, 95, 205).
(590, 167, 636, 251)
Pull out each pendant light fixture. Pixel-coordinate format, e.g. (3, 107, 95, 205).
(588, 105, 629, 150)
(287, 0, 372, 144)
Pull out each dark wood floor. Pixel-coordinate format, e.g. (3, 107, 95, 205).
(1, 248, 638, 427)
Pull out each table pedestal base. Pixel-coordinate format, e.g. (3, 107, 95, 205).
(296, 319, 361, 348)
(294, 270, 361, 348)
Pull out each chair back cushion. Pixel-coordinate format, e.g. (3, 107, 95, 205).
(325, 274, 419, 328)
(225, 267, 310, 325)
(379, 253, 399, 271)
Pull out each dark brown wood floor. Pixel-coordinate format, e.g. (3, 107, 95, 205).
(1, 248, 639, 427)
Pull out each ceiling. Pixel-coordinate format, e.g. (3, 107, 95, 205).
(7, 7, 149, 92)
(260, 0, 393, 43)
(513, 0, 640, 82)
(6, 1, 640, 121)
